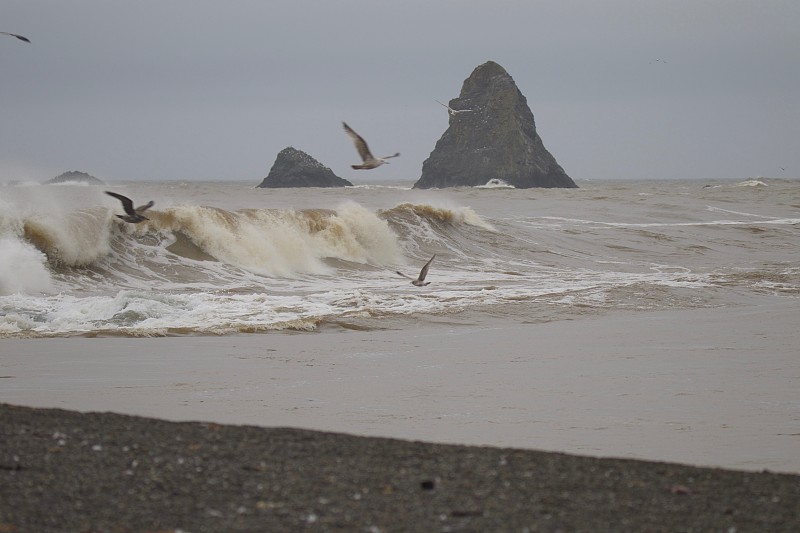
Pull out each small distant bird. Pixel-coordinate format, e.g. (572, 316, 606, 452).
(435, 99, 473, 116)
(396, 255, 436, 286)
(105, 191, 154, 223)
(1, 32, 30, 43)
(342, 122, 400, 170)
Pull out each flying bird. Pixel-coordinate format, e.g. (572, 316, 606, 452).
(396, 255, 436, 286)
(342, 122, 400, 170)
(435, 99, 473, 116)
(1, 32, 30, 43)
(105, 191, 154, 224)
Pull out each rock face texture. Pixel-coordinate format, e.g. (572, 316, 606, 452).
(258, 147, 351, 188)
(415, 61, 576, 189)
(44, 170, 105, 185)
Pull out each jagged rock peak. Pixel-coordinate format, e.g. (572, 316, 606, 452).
(414, 61, 576, 189)
(257, 147, 352, 188)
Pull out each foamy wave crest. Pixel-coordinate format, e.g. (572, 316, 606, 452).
(145, 201, 402, 277)
(735, 179, 768, 187)
(476, 178, 515, 189)
(23, 208, 113, 266)
(384, 202, 496, 232)
(0, 237, 54, 295)
(0, 290, 326, 336)
(1, 185, 114, 267)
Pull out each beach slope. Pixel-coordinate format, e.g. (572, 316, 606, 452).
(1, 403, 798, 532)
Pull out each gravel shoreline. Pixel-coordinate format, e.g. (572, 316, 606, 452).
(2, 403, 798, 532)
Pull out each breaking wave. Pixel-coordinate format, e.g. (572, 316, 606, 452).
(0, 190, 503, 335)
(3, 179, 795, 338)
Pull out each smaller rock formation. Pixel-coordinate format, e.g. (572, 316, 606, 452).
(44, 170, 105, 186)
(257, 147, 351, 188)
(415, 61, 576, 189)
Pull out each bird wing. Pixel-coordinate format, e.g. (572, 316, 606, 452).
(381, 152, 401, 160)
(435, 99, 452, 111)
(343, 122, 374, 162)
(105, 191, 136, 216)
(135, 200, 155, 214)
(417, 254, 435, 282)
(396, 270, 414, 281)
(1, 32, 30, 43)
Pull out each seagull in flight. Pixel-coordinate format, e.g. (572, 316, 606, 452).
(1, 32, 30, 43)
(396, 255, 436, 286)
(435, 99, 473, 116)
(105, 191, 154, 224)
(342, 122, 400, 170)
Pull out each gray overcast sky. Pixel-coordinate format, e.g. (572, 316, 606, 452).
(2, 0, 799, 183)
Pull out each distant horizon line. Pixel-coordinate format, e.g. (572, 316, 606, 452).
(2, 175, 795, 186)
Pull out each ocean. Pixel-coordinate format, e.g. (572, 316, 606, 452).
(1, 177, 797, 338)
(2, 176, 800, 472)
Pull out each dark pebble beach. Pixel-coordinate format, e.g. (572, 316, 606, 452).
(2, 403, 798, 532)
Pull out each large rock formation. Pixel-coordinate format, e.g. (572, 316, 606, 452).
(257, 147, 351, 188)
(414, 61, 576, 189)
(44, 170, 105, 186)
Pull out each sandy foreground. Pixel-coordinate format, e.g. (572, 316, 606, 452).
(1, 301, 800, 531)
(1, 300, 798, 474)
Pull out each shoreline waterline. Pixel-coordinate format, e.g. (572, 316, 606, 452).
(2, 300, 798, 474)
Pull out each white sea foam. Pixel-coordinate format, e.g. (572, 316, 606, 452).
(387, 201, 497, 234)
(165, 205, 322, 278)
(735, 178, 768, 187)
(1, 179, 796, 337)
(0, 257, 714, 337)
(154, 201, 402, 278)
(49, 181, 91, 187)
(476, 178, 515, 189)
(1, 185, 113, 266)
(0, 237, 54, 295)
(24, 209, 113, 266)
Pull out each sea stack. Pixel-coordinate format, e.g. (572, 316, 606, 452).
(257, 147, 352, 188)
(414, 61, 576, 189)
(44, 170, 105, 186)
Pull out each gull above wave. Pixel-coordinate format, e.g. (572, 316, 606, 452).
(105, 191, 154, 224)
(343, 122, 400, 170)
(396, 255, 436, 286)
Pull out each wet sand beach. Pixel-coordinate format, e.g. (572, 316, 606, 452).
(2, 297, 799, 469)
(2, 301, 799, 474)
